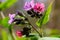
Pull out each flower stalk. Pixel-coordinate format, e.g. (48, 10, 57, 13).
(8, 25, 15, 40)
(27, 18, 42, 37)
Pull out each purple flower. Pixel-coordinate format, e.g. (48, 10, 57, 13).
(9, 14, 15, 19)
(24, 0, 34, 11)
(8, 14, 15, 24)
(8, 19, 14, 24)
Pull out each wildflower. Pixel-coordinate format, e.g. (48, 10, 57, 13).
(9, 14, 15, 19)
(24, 0, 34, 11)
(16, 31, 23, 37)
(8, 14, 15, 24)
(33, 3, 45, 13)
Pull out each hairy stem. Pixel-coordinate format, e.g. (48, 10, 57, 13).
(27, 19, 42, 37)
(8, 25, 15, 40)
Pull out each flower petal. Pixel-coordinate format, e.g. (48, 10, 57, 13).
(24, 0, 34, 11)
(9, 14, 15, 19)
(8, 19, 13, 24)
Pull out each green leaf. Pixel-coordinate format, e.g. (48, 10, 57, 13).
(1, 30, 8, 40)
(36, 2, 53, 27)
(50, 29, 60, 38)
(0, 0, 17, 10)
(1, 17, 10, 28)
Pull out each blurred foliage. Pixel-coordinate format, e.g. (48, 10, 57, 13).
(16, 34, 38, 40)
(1, 17, 10, 28)
(0, 0, 17, 10)
(1, 30, 39, 40)
(0, 19, 1, 24)
(36, 2, 53, 27)
(51, 35, 60, 38)
(50, 29, 60, 35)
(1, 30, 8, 40)
(1, 30, 60, 40)
(29, 35, 38, 40)
(1, 30, 13, 40)
(50, 29, 60, 38)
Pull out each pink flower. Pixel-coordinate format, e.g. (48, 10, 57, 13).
(16, 31, 22, 37)
(33, 3, 45, 13)
(8, 14, 15, 24)
(24, 0, 34, 11)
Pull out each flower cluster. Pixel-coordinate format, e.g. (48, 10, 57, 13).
(8, 11, 28, 24)
(8, 11, 31, 37)
(8, 0, 46, 38)
(24, 0, 45, 18)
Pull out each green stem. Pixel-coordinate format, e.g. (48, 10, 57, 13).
(25, 18, 42, 37)
(30, 11, 42, 37)
(8, 25, 15, 40)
